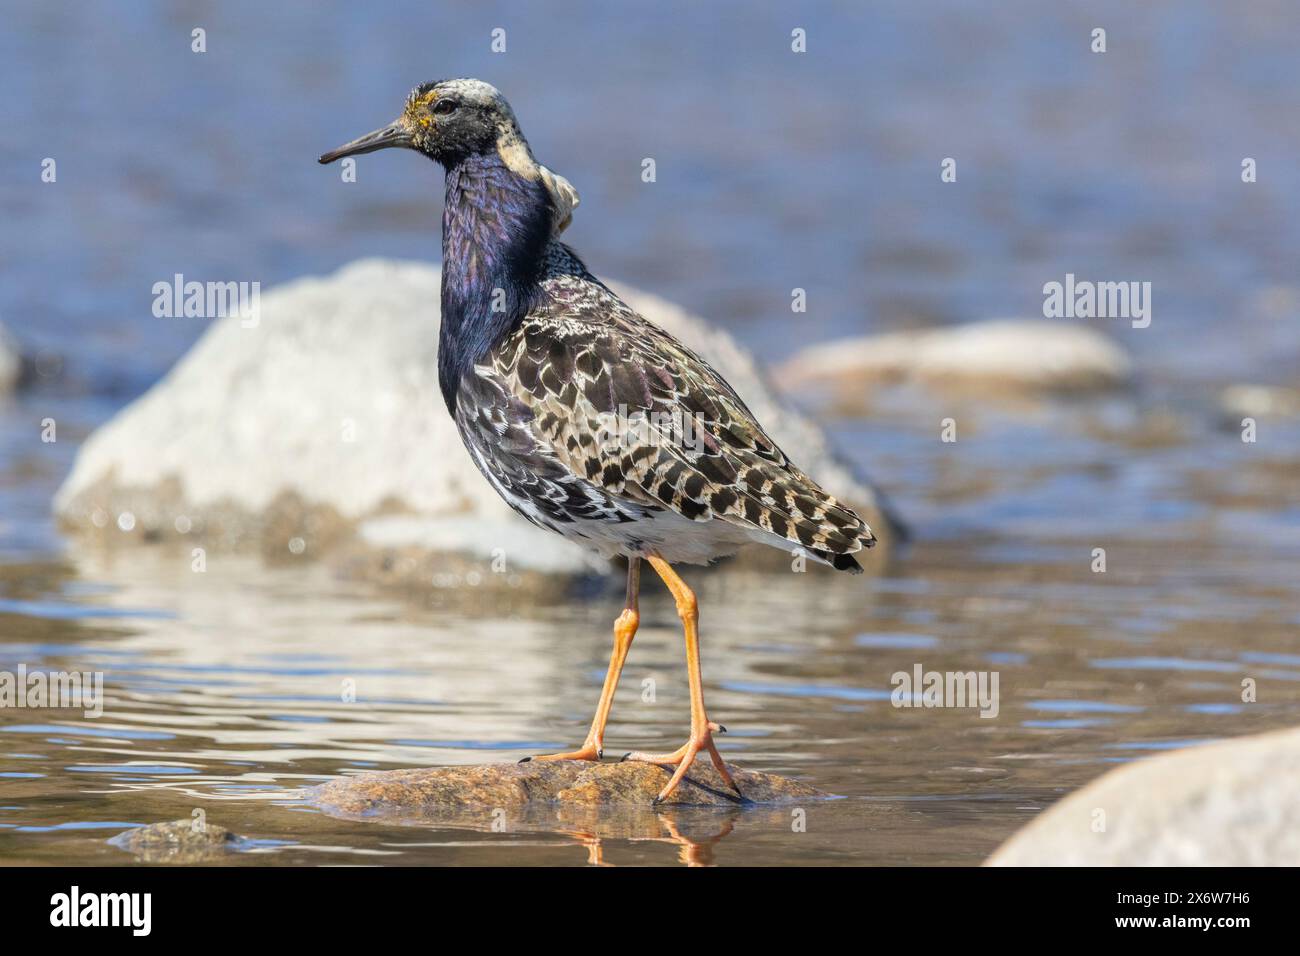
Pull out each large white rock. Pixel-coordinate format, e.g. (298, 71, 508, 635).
(776, 319, 1133, 398)
(0, 321, 21, 394)
(986, 727, 1300, 866)
(54, 259, 893, 572)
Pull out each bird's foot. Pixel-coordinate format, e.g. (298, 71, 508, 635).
(621, 724, 742, 804)
(519, 739, 603, 763)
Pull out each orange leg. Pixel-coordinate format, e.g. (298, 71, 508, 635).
(522, 558, 640, 762)
(622, 557, 742, 803)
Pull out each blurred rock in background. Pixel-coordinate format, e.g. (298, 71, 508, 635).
(776, 320, 1134, 412)
(0, 322, 23, 394)
(53, 260, 901, 583)
(986, 727, 1300, 866)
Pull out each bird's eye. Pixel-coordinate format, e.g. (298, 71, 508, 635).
(432, 99, 458, 116)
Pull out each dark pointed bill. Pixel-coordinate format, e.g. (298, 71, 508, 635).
(318, 121, 411, 164)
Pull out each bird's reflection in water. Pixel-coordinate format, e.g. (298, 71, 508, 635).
(321, 801, 788, 866)
(522, 801, 807, 866)
(574, 810, 739, 867)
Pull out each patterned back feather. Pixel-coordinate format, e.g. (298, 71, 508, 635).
(456, 243, 876, 570)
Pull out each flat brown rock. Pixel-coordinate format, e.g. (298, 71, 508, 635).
(311, 760, 826, 820)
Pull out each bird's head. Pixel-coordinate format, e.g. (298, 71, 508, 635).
(319, 78, 578, 231)
(318, 78, 514, 166)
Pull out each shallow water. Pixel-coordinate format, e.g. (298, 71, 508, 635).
(2, 1, 1300, 865)
(1, 445, 1297, 866)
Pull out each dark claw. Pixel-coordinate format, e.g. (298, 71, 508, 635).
(596, 749, 603, 759)
(717, 724, 728, 733)
(620, 752, 632, 762)
(650, 796, 663, 807)
(518, 756, 532, 763)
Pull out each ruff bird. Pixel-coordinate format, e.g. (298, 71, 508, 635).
(320, 79, 875, 802)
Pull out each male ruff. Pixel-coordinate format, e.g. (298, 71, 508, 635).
(320, 79, 876, 801)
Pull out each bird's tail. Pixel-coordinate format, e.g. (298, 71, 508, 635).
(731, 462, 877, 573)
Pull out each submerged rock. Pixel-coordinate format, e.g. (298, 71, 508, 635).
(54, 259, 898, 573)
(109, 819, 245, 863)
(776, 319, 1133, 405)
(985, 727, 1300, 866)
(311, 760, 826, 821)
(0, 322, 21, 394)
